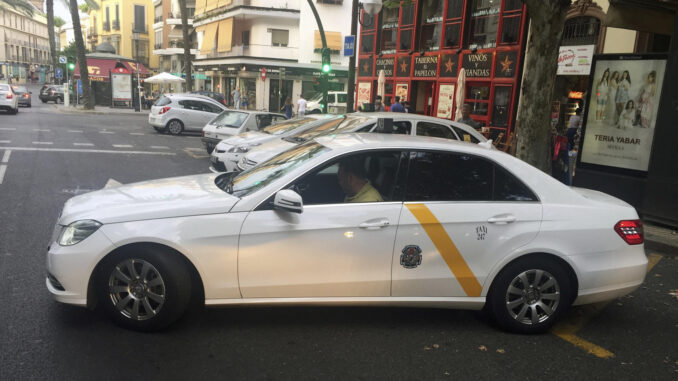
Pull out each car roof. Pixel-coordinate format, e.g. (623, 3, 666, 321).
(166, 93, 224, 104)
(218, 109, 285, 116)
(315, 133, 493, 156)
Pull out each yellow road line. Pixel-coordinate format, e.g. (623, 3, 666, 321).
(551, 253, 663, 358)
(405, 203, 482, 297)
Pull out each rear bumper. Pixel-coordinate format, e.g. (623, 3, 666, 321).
(148, 115, 165, 127)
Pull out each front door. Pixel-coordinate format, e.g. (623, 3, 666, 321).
(269, 79, 293, 112)
(392, 151, 542, 297)
(238, 150, 407, 298)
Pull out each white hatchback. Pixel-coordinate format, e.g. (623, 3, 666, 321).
(46, 134, 647, 333)
(0, 84, 19, 114)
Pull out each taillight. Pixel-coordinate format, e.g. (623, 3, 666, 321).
(221, 99, 226, 105)
(6, 93, 13, 99)
(159, 106, 171, 114)
(614, 220, 643, 245)
(24, 94, 29, 98)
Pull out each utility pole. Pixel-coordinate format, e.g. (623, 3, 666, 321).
(346, 0, 358, 113)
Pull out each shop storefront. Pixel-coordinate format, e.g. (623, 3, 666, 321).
(357, 0, 528, 138)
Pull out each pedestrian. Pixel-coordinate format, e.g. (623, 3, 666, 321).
(139, 89, 146, 109)
(281, 97, 293, 119)
(297, 94, 307, 117)
(456, 104, 481, 130)
(374, 95, 385, 112)
(403, 101, 415, 114)
(565, 107, 582, 150)
(390, 96, 405, 112)
(232, 87, 241, 109)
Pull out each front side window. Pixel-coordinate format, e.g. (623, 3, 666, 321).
(416, 122, 457, 140)
(291, 150, 405, 204)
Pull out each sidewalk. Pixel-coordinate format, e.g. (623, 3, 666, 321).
(644, 222, 678, 255)
(57, 104, 150, 116)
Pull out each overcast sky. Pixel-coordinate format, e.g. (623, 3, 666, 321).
(48, 1, 84, 22)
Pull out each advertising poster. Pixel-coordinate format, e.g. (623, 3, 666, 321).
(395, 83, 408, 102)
(357, 82, 371, 108)
(436, 84, 455, 119)
(580, 55, 666, 172)
(111, 73, 132, 101)
(557, 45, 595, 75)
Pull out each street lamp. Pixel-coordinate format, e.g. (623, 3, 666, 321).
(361, 0, 383, 20)
(347, 0, 383, 113)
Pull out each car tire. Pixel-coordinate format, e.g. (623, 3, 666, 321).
(95, 246, 192, 332)
(488, 257, 573, 334)
(153, 127, 166, 133)
(41, 99, 47, 103)
(166, 119, 184, 135)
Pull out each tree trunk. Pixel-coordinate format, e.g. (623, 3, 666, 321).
(514, 0, 571, 173)
(179, 0, 192, 92)
(68, 0, 94, 109)
(46, 0, 57, 84)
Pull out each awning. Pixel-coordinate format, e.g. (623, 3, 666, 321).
(606, 0, 676, 35)
(218, 0, 233, 7)
(205, 0, 218, 12)
(74, 58, 150, 81)
(217, 18, 233, 53)
(195, 0, 207, 15)
(313, 31, 342, 51)
(201, 22, 219, 55)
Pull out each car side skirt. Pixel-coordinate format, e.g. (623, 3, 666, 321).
(205, 296, 486, 310)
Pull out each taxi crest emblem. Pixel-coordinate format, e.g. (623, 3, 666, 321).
(400, 245, 422, 269)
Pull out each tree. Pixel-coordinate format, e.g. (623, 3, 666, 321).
(179, 0, 193, 92)
(46, 0, 57, 84)
(78, 3, 89, 13)
(65, 0, 99, 109)
(61, 41, 89, 61)
(54, 15, 66, 28)
(0, 0, 34, 15)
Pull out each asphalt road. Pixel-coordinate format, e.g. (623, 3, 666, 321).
(0, 89, 676, 380)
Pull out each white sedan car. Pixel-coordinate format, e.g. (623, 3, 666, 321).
(46, 134, 647, 333)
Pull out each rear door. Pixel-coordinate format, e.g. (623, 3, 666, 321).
(392, 150, 542, 297)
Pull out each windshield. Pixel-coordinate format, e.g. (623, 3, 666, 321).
(288, 116, 372, 142)
(210, 111, 248, 127)
(261, 117, 318, 136)
(14, 86, 27, 93)
(218, 142, 330, 197)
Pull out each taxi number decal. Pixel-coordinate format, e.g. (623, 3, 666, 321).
(405, 203, 482, 297)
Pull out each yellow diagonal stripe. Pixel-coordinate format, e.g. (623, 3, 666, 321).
(406, 203, 482, 297)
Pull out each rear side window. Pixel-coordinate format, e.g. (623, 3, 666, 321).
(199, 101, 222, 113)
(417, 122, 457, 140)
(494, 165, 537, 201)
(373, 121, 412, 135)
(256, 114, 274, 129)
(451, 125, 480, 143)
(155, 96, 171, 106)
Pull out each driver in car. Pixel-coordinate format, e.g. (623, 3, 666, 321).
(337, 158, 383, 203)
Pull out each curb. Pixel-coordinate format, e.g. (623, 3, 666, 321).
(56, 107, 149, 117)
(645, 238, 678, 256)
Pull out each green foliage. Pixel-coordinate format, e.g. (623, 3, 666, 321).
(78, 3, 89, 13)
(61, 41, 89, 62)
(54, 16, 66, 27)
(383, 0, 414, 9)
(0, 0, 35, 16)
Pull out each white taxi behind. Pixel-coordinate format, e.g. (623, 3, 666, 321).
(46, 134, 647, 333)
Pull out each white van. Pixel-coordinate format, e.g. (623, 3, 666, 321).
(306, 91, 347, 114)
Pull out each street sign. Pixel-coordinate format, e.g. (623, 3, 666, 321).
(77, 79, 82, 95)
(55, 67, 63, 79)
(59, 55, 67, 64)
(343, 35, 355, 57)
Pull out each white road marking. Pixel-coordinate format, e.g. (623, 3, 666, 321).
(99, 131, 115, 134)
(0, 128, 16, 131)
(34, 129, 50, 132)
(129, 132, 145, 136)
(184, 147, 204, 151)
(0, 141, 10, 144)
(105, 178, 122, 188)
(0, 146, 176, 156)
(73, 143, 95, 146)
(0, 165, 6, 184)
(33, 141, 53, 145)
(113, 144, 133, 148)
(68, 130, 84, 133)
(61, 186, 97, 195)
(1, 150, 11, 163)
(150, 145, 169, 149)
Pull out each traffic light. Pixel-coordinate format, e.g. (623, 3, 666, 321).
(67, 57, 75, 71)
(321, 48, 331, 73)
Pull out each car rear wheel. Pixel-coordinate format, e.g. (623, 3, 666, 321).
(488, 257, 573, 334)
(166, 119, 184, 135)
(96, 247, 192, 331)
(41, 99, 47, 103)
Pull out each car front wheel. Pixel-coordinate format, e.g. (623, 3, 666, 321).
(488, 257, 573, 334)
(96, 247, 192, 331)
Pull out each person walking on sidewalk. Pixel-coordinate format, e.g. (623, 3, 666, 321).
(231, 87, 241, 109)
(297, 95, 307, 117)
(281, 97, 293, 119)
(390, 96, 405, 112)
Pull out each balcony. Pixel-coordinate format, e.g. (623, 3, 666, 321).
(103, 22, 110, 31)
(200, 44, 298, 61)
(113, 20, 120, 30)
(154, 43, 162, 49)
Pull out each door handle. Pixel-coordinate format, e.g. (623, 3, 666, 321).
(487, 215, 517, 224)
(359, 218, 390, 229)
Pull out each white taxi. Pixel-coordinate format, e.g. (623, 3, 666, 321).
(46, 134, 648, 333)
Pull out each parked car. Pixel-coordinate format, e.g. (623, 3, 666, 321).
(190, 90, 227, 106)
(46, 133, 648, 332)
(39, 85, 64, 103)
(229, 113, 487, 172)
(306, 91, 347, 114)
(0, 84, 19, 114)
(201, 110, 287, 154)
(148, 94, 227, 135)
(12, 85, 32, 107)
(209, 115, 342, 172)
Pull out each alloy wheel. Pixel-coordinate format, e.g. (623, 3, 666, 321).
(504, 269, 560, 325)
(167, 120, 182, 135)
(108, 258, 166, 321)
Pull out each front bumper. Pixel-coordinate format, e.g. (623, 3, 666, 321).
(202, 137, 220, 152)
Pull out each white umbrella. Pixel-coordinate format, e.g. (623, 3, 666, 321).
(144, 72, 186, 84)
(377, 69, 385, 99)
(455, 68, 466, 121)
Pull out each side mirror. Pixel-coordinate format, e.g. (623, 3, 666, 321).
(273, 189, 303, 214)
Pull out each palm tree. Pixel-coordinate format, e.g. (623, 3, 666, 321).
(0, 0, 34, 15)
(46, 0, 57, 84)
(179, 0, 193, 92)
(65, 0, 98, 109)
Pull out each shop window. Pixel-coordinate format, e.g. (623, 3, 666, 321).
(467, 0, 500, 49)
(504, 0, 523, 12)
(444, 23, 461, 48)
(446, 0, 463, 19)
(500, 16, 521, 44)
(361, 34, 375, 54)
(399, 29, 413, 51)
(382, 6, 399, 26)
(491, 85, 512, 127)
(381, 29, 397, 52)
(401, 4, 415, 26)
(420, 0, 443, 50)
(420, 24, 442, 51)
(465, 83, 490, 116)
(421, 0, 444, 22)
(381, 7, 398, 53)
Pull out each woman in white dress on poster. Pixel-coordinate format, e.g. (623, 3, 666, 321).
(615, 70, 631, 123)
(605, 71, 620, 125)
(619, 100, 635, 130)
(595, 68, 610, 121)
(636, 70, 657, 128)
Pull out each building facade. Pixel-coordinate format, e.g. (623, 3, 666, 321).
(152, 0, 198, 75)
(192, 0, 351, 112)
(87, 0, 159, 70)
(357, 0, 528, 138)
(0, 5, 51, 83)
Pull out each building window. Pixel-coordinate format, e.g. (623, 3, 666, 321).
(242, 30, 250, 47)
(399, 29, 412, 51)
(381, 6, 398, 53)
(154, 4, 162, 23)
(561, 16, 600, 46)
(398, 3, 415, 52)
(444, 0, 463, 49)
(316, 0, 344, 4)
(134, 5, 146, 33)
(465, 83, 490, 117)
(155, 30, 162, 49)
(115, 4, 119, 29)
(271, 29, 289, 47)
(361, 33, 374, 54)
(467, 0, 500, 49)
(420, 0, 443, 50)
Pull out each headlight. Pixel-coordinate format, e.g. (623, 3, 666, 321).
(58, 220, 102, 246)
(232, 145, 249, 153)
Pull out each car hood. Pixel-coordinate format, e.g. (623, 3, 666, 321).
(216, 131, 272, 149)
(245, 139, 297, 164)
(59, 174, 238, 225)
